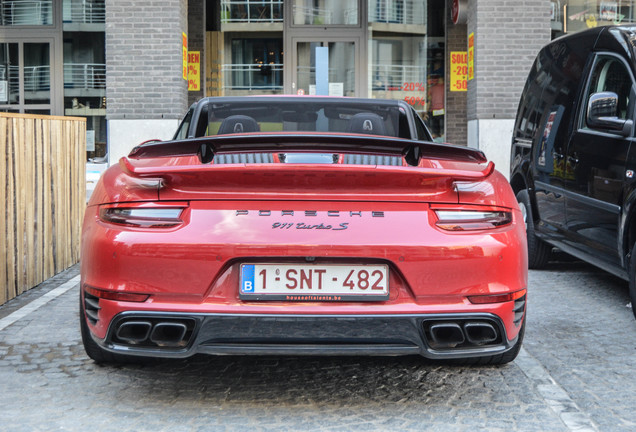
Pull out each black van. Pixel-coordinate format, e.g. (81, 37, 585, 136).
(510, 26, 636, 318)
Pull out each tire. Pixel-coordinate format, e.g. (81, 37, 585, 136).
(516, 189, 551, 269)
(628, 244, 636, 320)
(79, 295, 145, 365)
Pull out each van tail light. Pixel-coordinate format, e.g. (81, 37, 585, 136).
(99, 205, 186, 228)
(434, 209, 512, 231)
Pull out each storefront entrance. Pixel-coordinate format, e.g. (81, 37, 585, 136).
(291, 39, 360, 96)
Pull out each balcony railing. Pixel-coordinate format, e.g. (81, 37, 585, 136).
(64, 63, 106, 89)
(369, 0, 426, 26)
(24, 65, 50, 91)
(63, 0, 105, 24)
(1, 0, 53, 25)
(221, 0, 283, 23)
(223, 63, 283, 90)
(371, 64, 425, 90)
(0, 63, 105, 94)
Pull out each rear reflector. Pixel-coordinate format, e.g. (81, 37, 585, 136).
(434, 209, 512, 231)
(467, 289, 527, 304)
(85, 286, 149, 303)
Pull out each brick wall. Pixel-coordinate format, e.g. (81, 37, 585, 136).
(445, 18, 467, 146)
(106, 0, 189, 120)
(467, 0, 551, 120)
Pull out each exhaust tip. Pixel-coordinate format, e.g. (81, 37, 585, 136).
(149, 322, 188, 347)
(464, 322, 498, 345)
(116, 321, 152, 344)
(429, 323, 465, 348)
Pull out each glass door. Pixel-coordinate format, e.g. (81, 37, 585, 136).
(293, 39, 358, 96)
(0, 39, 55, 114)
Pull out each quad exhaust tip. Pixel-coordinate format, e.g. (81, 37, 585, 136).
(426, 321, 500, 349)
(113, 319, 193, 348)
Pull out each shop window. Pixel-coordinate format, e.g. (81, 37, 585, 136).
(552, 1, 636, 38)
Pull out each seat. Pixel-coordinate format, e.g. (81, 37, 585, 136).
(217, 115, 260, 134)
(348, 113, 387, 136)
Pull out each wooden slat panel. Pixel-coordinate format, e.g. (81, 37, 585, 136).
(0, 113, 86, 305)
(0, 117, 7, 305)
(24, 117, 35, 292)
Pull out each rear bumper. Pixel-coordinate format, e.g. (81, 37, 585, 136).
(90, 311, 520, 360)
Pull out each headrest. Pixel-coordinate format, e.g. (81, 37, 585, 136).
(348, 112, 387, 136)
(217, 115, 260, 134)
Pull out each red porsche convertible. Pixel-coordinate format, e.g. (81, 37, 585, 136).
(80, 97, 527, 365)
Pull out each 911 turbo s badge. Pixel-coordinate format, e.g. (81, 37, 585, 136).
(235, 210, 385, 231)
(272, 222, 349, 231)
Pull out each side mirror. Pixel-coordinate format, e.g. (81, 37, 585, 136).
(587, 92, 633, 136)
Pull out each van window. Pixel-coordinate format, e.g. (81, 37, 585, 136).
(582, 55, 635, 128)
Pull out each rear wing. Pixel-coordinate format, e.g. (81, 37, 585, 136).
(128, 132, 488, 167)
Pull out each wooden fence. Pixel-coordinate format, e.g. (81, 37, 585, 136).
(0, 113, 86, 305)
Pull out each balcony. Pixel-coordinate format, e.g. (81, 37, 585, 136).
(0, 0, 53, 26)
(64, 63, 105, 90)
(222, 63, 283, 93)
(369, 0, 426, 27)
(63, 0, 105, 24)
(221, 0, 283, 24)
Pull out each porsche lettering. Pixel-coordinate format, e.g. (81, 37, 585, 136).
(236, 210, 384, 218)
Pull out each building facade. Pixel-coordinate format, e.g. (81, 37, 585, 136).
(0, 1, 632, 173)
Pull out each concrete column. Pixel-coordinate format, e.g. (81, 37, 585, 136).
(188, 0, 206, 106)
(466, 0, 550, 178)
(105, 0, 189, 165)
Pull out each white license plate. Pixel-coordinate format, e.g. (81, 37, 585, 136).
(239, 264, 389, 301)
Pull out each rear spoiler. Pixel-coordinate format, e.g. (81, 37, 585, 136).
(128, 133, 488, 167)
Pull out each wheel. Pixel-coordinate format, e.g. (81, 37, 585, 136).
(79, 295, 145, 364)
(516, 189, 551, 269)
(628, 244, 636, 320)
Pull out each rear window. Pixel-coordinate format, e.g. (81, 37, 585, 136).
(196, 101, 411, 139)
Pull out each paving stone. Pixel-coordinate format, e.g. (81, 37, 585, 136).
(0, 262, 635, 430)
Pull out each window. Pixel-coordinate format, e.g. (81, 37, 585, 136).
(582, 55, 634, 128)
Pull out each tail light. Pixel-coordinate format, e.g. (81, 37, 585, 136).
(433, 209, 512, 231)
(99, 203, 187, 228)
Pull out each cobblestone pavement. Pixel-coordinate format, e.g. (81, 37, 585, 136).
(1, 260, 635, 432)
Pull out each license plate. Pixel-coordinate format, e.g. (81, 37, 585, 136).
(239, 264, 389, 301)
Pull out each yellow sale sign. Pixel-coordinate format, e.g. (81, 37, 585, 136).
(450, 51, 467, 92)
(188, 51, 200, 91)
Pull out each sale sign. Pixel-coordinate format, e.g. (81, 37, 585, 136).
(468, 33, 474, 81)
(188, 51, 200, 91)
(450, 51, 467, 92)
(182, 33, 188, 80)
